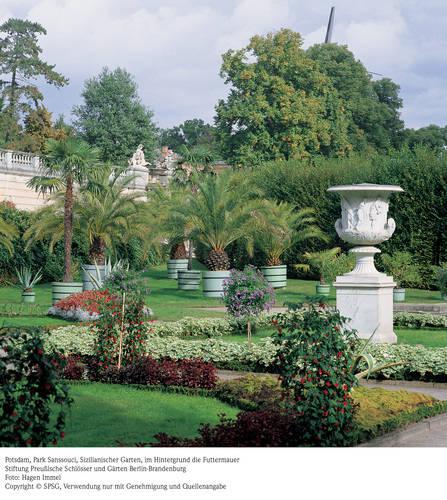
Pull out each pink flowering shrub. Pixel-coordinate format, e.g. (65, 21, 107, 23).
(223, 266, 275, 319)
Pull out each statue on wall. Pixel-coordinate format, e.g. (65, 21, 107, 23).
(128, 144, 149, 168)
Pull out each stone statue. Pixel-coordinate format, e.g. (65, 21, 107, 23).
(128, 144, 149, 168)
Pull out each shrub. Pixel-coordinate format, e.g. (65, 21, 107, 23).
(436, 266, 447, 296)
(91, 356, 217, 389)
(223, 265, 275, 341)
(48, 290, 111, 322)
(393, 312, 447, 328)
(151, 409, 306, 447)
(62, 355, 85, 380)
(380, 251, 422, 288)
(46, 325, 278, 372)
(0, 327, 72, 447)
(273, 302, 358, 446)
(223, 266, 275, 320)
(149, 317, 235, 338)
(214, 374, 282, 410)
(94, 269, 150, 370)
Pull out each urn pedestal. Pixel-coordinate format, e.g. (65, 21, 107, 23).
(327, 184, 403, 343)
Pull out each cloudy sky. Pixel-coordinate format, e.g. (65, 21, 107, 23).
(1, 0, 446, 129)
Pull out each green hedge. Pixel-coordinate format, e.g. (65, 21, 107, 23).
(252, 146, 447, 287)
(394, 312, 447, 329)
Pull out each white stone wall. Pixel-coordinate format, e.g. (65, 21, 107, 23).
(0, 150, 48, 211)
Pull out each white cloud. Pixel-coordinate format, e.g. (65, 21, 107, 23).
(1, 0, 446, 128)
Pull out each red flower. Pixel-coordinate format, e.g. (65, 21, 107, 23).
(60, 432, 65, 439)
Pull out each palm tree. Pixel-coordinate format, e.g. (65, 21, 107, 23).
(27, 137, 99, 281)
(25, 166, 143, 265)
(142, 183, 191, 262)
(173, 145, 215, 186)
(0, 216, 18, 255)
(76, 166, 144, 264)
(254, 201, 329, 266)
(175, 170, 264, 270)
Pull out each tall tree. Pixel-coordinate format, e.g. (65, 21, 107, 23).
(27, 138, 99, 281)
(159, 118, 216, 153)
(10, 106, 66, 153)
(73, 67, 157, 164)
(306, 44, 404, 151)
(215, 29, 351, 167)
(0, 18, 68, 143)
(403, 124, 447, 151)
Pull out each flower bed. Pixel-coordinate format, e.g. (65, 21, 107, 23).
(48, 289, 153, 322)
(48, 290, 110, 322)
(62, 355, 217, 389)
(46, 325, 277, 372)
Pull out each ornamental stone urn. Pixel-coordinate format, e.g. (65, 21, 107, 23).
(327, 183, 403, 343)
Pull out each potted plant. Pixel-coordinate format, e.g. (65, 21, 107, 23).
(167, 242, 189, 279)
(15, 266, 43, 303)
(255, 202, 328, 289)
(222, 266, 275, 343)
(174, 170, 263, 297)
(296, 248, 344, 296)
(76, 166, 143, 290)
(26, 137, 99, 304)
(381, 251, 422, 302)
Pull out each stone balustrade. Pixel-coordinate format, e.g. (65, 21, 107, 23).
(0, 149, 41, 173)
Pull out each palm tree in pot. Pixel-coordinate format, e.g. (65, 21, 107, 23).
(26, 165, 143, 291)
(27, 137, 99, 287)
(297, 247, 345, 296)
(254, 201, 328, 288)
(381, 251, 422, 302)
(175, 170, 263, 297)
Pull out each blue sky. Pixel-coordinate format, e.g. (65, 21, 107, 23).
(1, 0, 446, 129)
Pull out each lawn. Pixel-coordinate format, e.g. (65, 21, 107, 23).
(216, 326, 447, 348)
(1, 262, 445, 327)
(53, 382, 444, 447)
(55, 383, 239, 447)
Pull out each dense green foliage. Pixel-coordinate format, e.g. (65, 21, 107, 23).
(0, 18, 68, 148)
(73, 67, 157, 163)
(254, 146, 447, 285)
(0, 201, 88, 283)
(159, 118, 217, 153)
(0, 327, 71, 447)
(307, 44, 404, 151)
(273, 303, 358, 446)
(215, 29, 351, 166)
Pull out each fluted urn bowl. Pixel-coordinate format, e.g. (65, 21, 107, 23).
(327, 184, 404, 246)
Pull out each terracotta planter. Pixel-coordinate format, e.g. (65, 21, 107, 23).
(203, 270, 230, 298)
(178, 270, 201, 291)
(51, 282, 83, 305)
(260, 265, 287, 288)
(167, 259, 188, 279)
